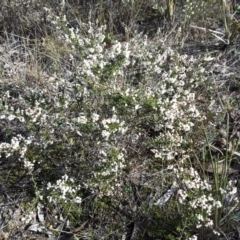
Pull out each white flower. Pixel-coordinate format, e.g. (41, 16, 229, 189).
(92, 113, 100, 122)
(117, 153, 124, 160)
(135, 104, 141, 110)
(119, 127, 128, 134)
(205, 219, 213, 227)
(77, 115, 87, 124)
(188, 235, 198, 240)
(88, 48, 95, 53)
(99, 150, 107, 157)
(6, 115, 15, 121)
(181, 123, 191, 132)
(213, 200, 222, 208)
(196, 214, 204, 221)
(213, 230, 220, 236)
(102, 130, 110, 139)
(74, 196, 82, 204)
(11, 136, 24, 150)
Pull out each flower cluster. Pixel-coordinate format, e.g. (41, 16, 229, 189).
(175, 166, 222, 234)
(46, 174, 81, 204)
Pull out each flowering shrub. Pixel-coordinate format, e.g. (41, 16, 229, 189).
(0, 9, 239, 239)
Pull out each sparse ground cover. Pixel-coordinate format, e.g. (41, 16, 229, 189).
(0, 0, 240, 239)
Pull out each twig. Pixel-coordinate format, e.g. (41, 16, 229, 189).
(190, 25, 229, 44)
(190, 25, 225, 36)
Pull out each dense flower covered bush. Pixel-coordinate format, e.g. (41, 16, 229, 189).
(0, 8, 239, 239)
